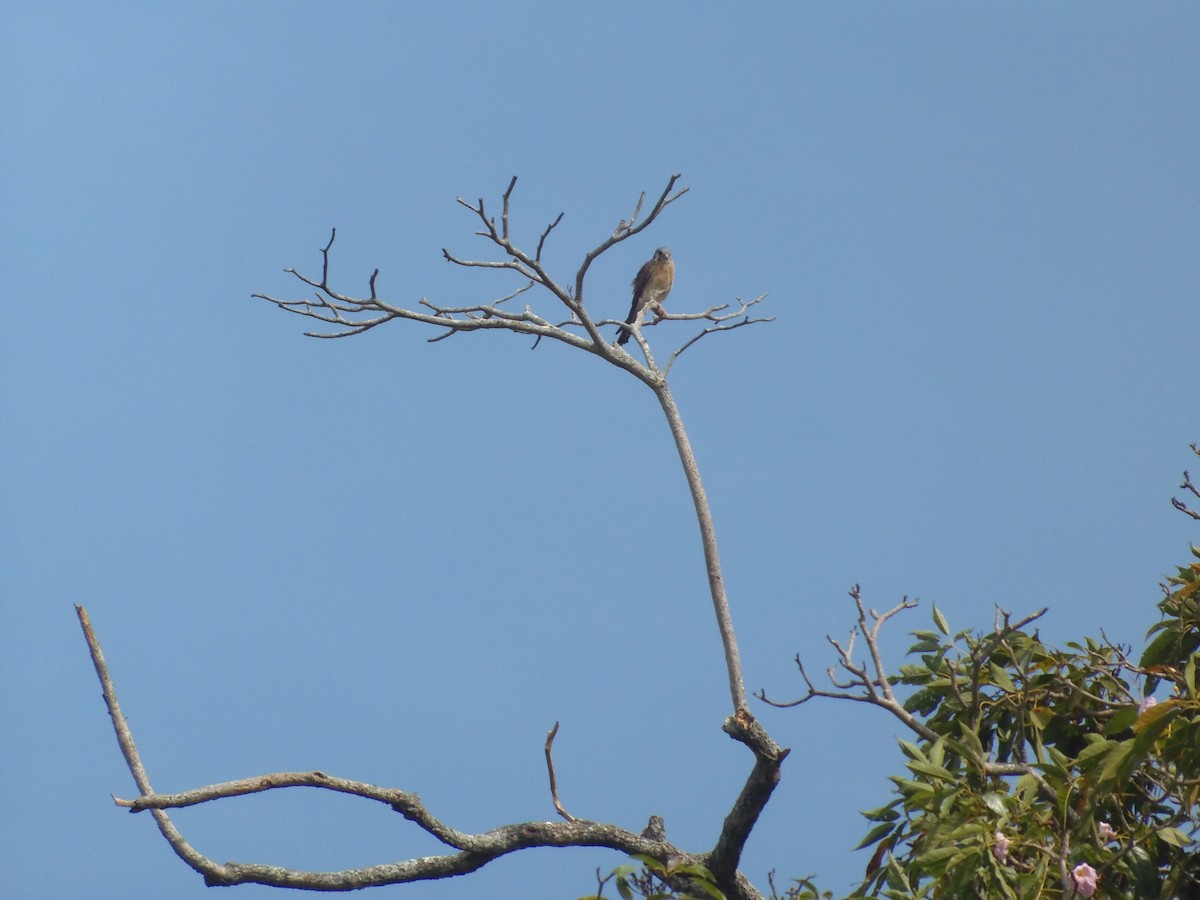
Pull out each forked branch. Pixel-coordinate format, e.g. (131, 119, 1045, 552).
(251, 176, 768, 381)
(76, 605, 772, 897)
(87, 179, 785, 900)
(252, 178, 771, 716)
(757, 586, 932, 736)
(1171, 444, 1200, 520)
(757, 588, 1051, 783)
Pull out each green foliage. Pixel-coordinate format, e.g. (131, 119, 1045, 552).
(582, 856, 726, 900)
(850, 551, 1200, 899)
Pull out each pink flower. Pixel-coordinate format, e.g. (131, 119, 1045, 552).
(1072, 862, 1099, 897)
(1140, 696, 1158, 712)
(1098, 821, 1116, 843)
(992, 831, 1010, 865)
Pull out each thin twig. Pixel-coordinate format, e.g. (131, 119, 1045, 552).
(536, 212, 564, 263)
(574, 175, 689, 306)
(545, 722, 576, 822)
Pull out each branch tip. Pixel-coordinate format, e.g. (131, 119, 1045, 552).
(544, 721, 576, 822)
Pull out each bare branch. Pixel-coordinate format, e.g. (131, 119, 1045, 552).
(500, 175, 517, 242)
(76, 605, 767, 894)
(574, 174, 689, 306)
(250, 179, 770, 396)
(709, 712, 790, 884)
(545, 722, 576, 823)
(536, 212, 564, 263)
(253, 233, 593, 349)
(252, 179, 771, 723)
(447, 179, 578, 315)
(663, 296, 774, 375)
(1170, 497, 1200, 520)
(620, 192, 646, 237)
(1172, 460, 1200, 518)
(441, 247, 536, 278)
(75, 605, 242, 875)
(225, 180, 779, 898)
(655, 385, 748, 713)
(757, 588, 936, 742)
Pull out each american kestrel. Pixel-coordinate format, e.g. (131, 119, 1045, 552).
(616, 247, 674, 346)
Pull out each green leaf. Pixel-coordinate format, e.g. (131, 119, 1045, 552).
(1156, 826, 1193, 847)
(1096, 739, 1134, 785)
(943, 821, 989, 840)
(884, 856, 910, 889)
(1015, 772, 1042, 802)
(955, 723, 985, 760)
(692, 879, 727, 900)
(861, 804, 901, 822)
(617, 877, 634, 900)
(855, 822, 896, 849)
(1104, 706, 1139, 735)
(915, 845, 960, 867)
(982, 791, 1007, 815)
(1134, 697, 1180, 732)
(896, 739, 926, 762)
(632, 854, 665, 876)
(1045, 745, 1071, 772)
(889, 776, 935, 798)
(903, 686, 944, 715)
(1028, 706, 1053, 730)
(988, 662, 1016, 692)
(927, 737, 945, 768)
(673, 864, 717, 882)
(1074, 738, 1117, 768)
(1140, 628, 1180, 668)
(932, 603, 949, 636)
(907, 759, 954, 782)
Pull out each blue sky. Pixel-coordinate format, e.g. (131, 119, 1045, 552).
(3, 3, 1198, 898)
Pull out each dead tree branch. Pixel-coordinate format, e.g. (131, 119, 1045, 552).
(544, 722, 575, 823)
(1171, 445, 1200, 519)
(251, 176, 762, 380)
(83, 178, 784, 899)
(662, 295, 774, 376)
(252, 177, 769, 716)
(78, 605, 773, 896)
(757, 586, 934, 736)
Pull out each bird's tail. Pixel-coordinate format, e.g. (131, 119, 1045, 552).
(615, 325, 632, 345)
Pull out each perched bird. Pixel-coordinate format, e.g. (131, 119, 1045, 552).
(616, 247, 674, 345)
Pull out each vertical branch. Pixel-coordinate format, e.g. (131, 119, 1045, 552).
(654, 386, 748, 713)
(74, 606, 212, 874)
(544, 722, 576, 822)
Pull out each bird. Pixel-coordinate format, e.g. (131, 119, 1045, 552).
(616, 247, 674, 346)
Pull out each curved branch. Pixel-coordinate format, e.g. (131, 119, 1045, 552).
(75, 605, 704, 892)
(135, 179, 781, 899)
(75, 605, 222, 875)
(655, 385, 748, 714)
(544, 722, 575, 822)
